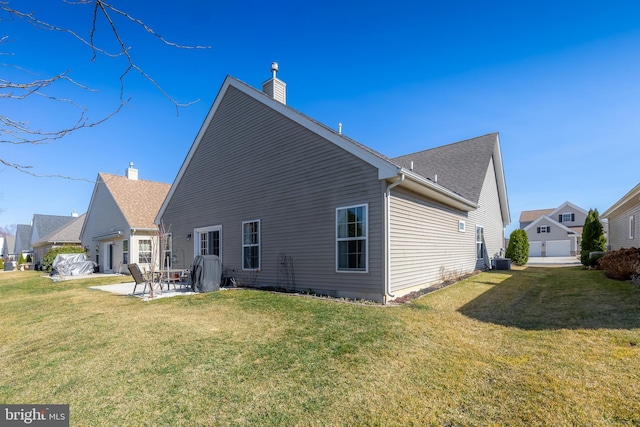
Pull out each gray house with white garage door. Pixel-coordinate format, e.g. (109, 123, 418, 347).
(520, 201, 587, 257)
(156, 65, 511, 303)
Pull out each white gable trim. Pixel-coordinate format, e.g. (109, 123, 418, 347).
(157, 76, 403, 222)
(491, 135, 511, 226)
(524, 215, 578, 235)
(549, 201, 588, 219)
(602, 183, 640, 218)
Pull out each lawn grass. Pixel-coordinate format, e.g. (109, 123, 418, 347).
(1, 267, 639, 426)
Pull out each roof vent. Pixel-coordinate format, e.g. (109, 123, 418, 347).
(262, 62, 286, 104)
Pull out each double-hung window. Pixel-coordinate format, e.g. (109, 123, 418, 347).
(630, 216, 635, 239)
(476, 226, 485, 259)
(138, 239, 152, 264)
(336, 204, 368, 272)
(242, 220, 260, 270)
(163, 233, 172, 269)
(122, 240, 129, 264)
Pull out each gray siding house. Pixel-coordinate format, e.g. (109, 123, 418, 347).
(157, 68, 510, 303)
(520, 202, 588, 257)
(602, 183, 640, 251)
(80, 164, 171, 273)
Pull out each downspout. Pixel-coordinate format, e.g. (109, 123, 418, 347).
(385, 173, 405, 303)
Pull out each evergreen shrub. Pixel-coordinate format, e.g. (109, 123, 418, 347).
(506, 229, 529, 266)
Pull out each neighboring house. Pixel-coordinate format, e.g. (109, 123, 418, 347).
(156, 66, 511, 303)
(14, 224, 33, 260)
(0, 234, 9, 259)
(602, 183, 640, 251)
(520, 201, 588, 257)
(29, 213, 78, 265)
(80, 163, 171, 273)
(32, 213, 86, 268)
(3, 234, 16, 260)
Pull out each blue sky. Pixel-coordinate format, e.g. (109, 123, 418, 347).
(2, 1, 640, 238)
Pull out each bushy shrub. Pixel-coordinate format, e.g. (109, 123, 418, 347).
(42, 245, 86, 271)
(581, 250, 605, 268)
(505, 229, 529, 266)
(25, 254, 32, 263)
(0, 259, 3, 269)
(598, 247, 640, 280)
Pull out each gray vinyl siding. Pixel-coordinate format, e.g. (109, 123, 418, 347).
(607, 205, 640, 250)
(161, 86, 386, 300)
(389, 157, 505, 293)
(80, 182, 129, 271)
(468, 157, 506, 268)
(389, 187, 472, 292)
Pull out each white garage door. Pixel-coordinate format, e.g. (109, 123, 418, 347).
(529, 241, 542, 257)
(546, 240, 570, 257)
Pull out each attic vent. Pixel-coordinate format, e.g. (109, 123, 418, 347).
(262, 62, 286, 104)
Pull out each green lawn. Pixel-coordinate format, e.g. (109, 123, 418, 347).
(1, 267, 639, 426)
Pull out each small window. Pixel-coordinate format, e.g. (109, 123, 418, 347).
(163, 233, 172, 269)
(123, 240, 129, 265)
(458, 220, 466, 232)
(476, 226, 485, 259)
(336, 204, 368, 272)
(630, 216, 635, 239)
(138, 239, 152, 264)
(242, 220, 260, 270)
(537, 226, 551, 233)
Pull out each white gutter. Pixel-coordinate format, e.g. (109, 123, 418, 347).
(385, 174, 405, 302)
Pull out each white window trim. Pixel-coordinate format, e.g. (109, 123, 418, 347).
(629, 215, 635, 239)
(242, 220, 260, 271)
(122, 239, 129, 265)
(476, 225, 485, 260)
(137, 238, 152, 265)
(336, 203, 369, 273)
(194, 225, 222, 262)
(458, 220, 466, 232)
(163, 233, 172, 269)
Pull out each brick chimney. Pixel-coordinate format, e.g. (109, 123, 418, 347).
(262, 62, 286, 104)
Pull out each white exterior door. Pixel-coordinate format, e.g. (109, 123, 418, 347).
(546, 240, 570, 257)
(529, 241, 542, 257)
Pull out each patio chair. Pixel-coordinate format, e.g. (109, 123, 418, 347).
(127, 263, 151, 295)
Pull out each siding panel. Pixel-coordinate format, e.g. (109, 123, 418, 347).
(161, 86, 386, 300)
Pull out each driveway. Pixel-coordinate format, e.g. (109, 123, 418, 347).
(526, 256, 581, 267)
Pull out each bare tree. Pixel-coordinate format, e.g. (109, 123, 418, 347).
(0, 0, 209, 178)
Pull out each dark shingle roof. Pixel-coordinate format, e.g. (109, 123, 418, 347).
(390, 133, 498, 203)
(34, 213, 86, 246)
(31, 214, 76, 244)
(14, 224, 32, 253)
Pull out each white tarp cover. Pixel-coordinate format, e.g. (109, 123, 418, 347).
(52, 253, 96, 276)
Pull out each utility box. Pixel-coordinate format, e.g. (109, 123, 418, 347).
(492, 258, 512, 270)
